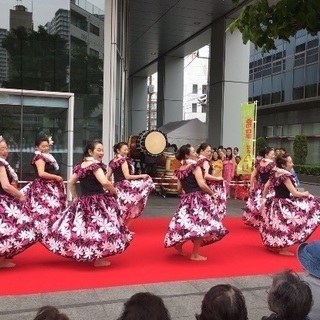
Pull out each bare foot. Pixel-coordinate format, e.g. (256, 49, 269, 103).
(0, 260, 16, 268)
(94, 259, 111, 267)
(279, 249, 295, 256)
(190, 254, 207, 261)
(174, 244, 186, 256)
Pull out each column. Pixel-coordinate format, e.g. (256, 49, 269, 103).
(102, 0, 118, 162)
(207, 18, 250, 151)
(157, 56, 184, 127)
(128, 76, 148, 135)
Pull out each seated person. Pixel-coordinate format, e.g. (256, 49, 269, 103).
(262, 270, 312, 320)
(196, 284, 248, 320)
(117, 292, 171, 320)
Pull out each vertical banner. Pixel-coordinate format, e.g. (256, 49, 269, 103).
(237, 102, 256, 174)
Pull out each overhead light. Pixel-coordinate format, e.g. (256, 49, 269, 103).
(150, 52, 157, 55)
(193, 21, 201, 25)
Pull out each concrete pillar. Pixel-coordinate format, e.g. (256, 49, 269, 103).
(102, 0, 118, 162)
(157, 56, 184, 127)
(207, 18, 249, 151)
(128, 76, 148, 135)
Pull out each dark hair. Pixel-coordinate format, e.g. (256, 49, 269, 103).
(234, 147, 239, 152)
(225, 147, 233, 160)
(267, 270, 312, 320)
(117, 292, 171, 320)
(279, 147, 286, 152)
(113, 141, 128, 153)
(83, 139, 103, 158)
(33, 306, 69, 320)
(35, 136, 49, 147)
(261, 147, 274, 158)
(196, 143, 211, 154)
(275, 153, 291, 168)
(196, 284, 248, 320)
(274, 148, 280, 152)
(176, 144, 192, 161)
(218, 145, 223, 150)
(171, 144, 178, 152)
(212, 150, 220, 161)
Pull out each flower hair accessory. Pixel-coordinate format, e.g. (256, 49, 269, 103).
(48, 136, 54, 146)
(0, 135, 3, 142)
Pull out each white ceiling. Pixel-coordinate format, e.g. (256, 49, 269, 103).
(128, 0, 252, 77)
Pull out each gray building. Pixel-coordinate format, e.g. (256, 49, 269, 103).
(0, 28, 9, 85)
(9, 5, 33, 31)
(249, 30, 320, 164)
(45, 9, 70, 43)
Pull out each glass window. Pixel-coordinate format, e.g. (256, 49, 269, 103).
(192, 84, 198, 94)
(202, 84, 207, 94)
(192, 103, 197, 113)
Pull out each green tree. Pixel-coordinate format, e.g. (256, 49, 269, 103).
(293, 134, 308, 164)
(229, 0, 320, 52)
(70, 47, 103, 95)
(256, 136, 267, 155)
(2, 26, 68, 91)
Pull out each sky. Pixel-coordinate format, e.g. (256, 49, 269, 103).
(0, 0, 105, 30)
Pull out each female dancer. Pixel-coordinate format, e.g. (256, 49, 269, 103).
(164, 144, 228, 261)
(260, 153, 320, 255)
(0, 136, 36, 268)
(197, 143, 226, 220)
(43, 140, 132, 267)
(22, 136, 66, 238)
(242, 147, 275, 229)
(222, 147, 236, 199)
(107, 142, 155, 233)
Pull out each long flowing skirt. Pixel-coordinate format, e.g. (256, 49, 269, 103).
(208, 180, 226, 221)
(164, 191, 228, 248)
(0, 195, 37, 258)
(22, 178, 66, 238)
(242, 183, 274, 229)
(259, 196, 320, 248)
(43, 193, 132, 262)
(115, 177, 155, 221)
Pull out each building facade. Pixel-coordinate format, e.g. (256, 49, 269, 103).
(249, 30, 320, 164)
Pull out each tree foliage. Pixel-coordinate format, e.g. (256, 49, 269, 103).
(256, 136, 267, 155)
(2, 26, 68, 91)
(229, 0, 320, 52)
(293, 134, 308, 164)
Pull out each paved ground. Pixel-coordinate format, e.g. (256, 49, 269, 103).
(0, 182, 318, 320)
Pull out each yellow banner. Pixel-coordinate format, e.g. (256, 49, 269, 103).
(237, 103, 255, 174)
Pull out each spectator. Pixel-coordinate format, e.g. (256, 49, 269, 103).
(298, 241, 320, 320)
(274, 148, 280, 157)
(262, 270, 312, 320)
(117, 292, 171, 320)
(196, 284, 248, 320)
(33, 306, 69, 320)
(233, 147, 240, 157)
(279, 147, 286, 155)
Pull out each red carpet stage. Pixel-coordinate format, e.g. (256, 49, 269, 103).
(1, 217, 318, 296)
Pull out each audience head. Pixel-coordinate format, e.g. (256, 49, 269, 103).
(298, 241, 320, 279)
(266, 270, 312, 320)
(279, 147, 286, 155)
(211, 150, 221, 161)
(274, 148, 280, 156)
(33, 306, 69, 320)
(225, 147, 233, 160)
(233, 147, 239, 156)
(117, 292, 171, 320)
(196, 284, 248, 320)
(176, 144, 196, 161)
